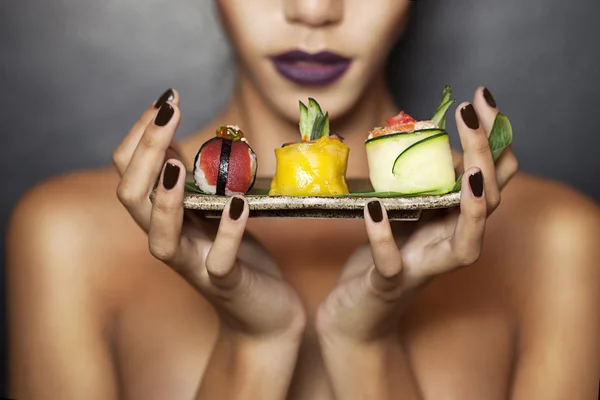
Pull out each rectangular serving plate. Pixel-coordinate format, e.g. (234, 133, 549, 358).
(151, 176, 461, 221)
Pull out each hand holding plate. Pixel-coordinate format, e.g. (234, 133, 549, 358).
(112, 90, 305, 340)
(316, 87, 519, 343)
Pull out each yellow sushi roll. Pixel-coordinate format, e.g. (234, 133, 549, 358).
(270, 136, 349, 196)
(269, 98, 350, 196)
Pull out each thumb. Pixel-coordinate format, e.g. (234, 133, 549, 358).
(364, 200, 404, 295)
(204, 196, 247, 291)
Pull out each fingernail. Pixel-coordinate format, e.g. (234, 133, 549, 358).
(155, 103, 174, 127)
(162, 162, 180, 190)
(483, 87, 497, 108)
(229, 197, 244, 220)
(154, 88, 174, 109)
(469, 171, 484, 198)
(460, 104, 480, 130)
(367, 201, 383, 223)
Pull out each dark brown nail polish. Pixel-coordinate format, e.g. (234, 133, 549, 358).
(469, 171, 484, 198)
(163, 162, 180, 190)
(460, 104, 480, 130)
(155, 103, 174, 127)
(229, 197, 244, 220)
(483, 87, 497, 108)
(367, 201, 383, 223)
(154, 89, 174, 109)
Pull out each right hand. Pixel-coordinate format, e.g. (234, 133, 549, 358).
(112, 89, 306, 339)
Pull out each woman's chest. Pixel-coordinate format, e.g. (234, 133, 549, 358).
(285, 265, 515, 400)
(115, 221, 515, 399)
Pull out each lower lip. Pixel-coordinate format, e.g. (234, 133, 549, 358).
(270, 60, 352, 86)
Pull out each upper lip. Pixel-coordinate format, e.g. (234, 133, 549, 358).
(270, 50, 351, 64)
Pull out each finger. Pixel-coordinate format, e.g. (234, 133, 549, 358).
(449, 167, 487, 267)
(166, 142, 186, 164)
(113, 88, 179, 175)
(364, 200, 403, 293)
(116, 101, 181, 230)
(204, 196, 249, 290)
(456, 102, 501, 213)
(452, 150, 464, 175)
(495, 145, 519, 189)
(472, 87, 519, 189)
(472, 86, 498, 138)
(148, 159, 186, 265)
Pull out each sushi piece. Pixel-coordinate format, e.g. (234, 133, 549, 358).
(193, 125, 257, 195)
(269, 98, 350, 196)
(365, 86, 457, 195)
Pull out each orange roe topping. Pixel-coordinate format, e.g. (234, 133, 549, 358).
(216, 125, 244, 141)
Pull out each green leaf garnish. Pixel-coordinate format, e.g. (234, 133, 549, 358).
(431, 85, 455, 129)
(185, 181, 204, 194)
(310, 114, 327, 141)
(299, 98, 330, 141)
(488, 113, 513, 160)
(451, 112, 513, 192)
(439, 85, 452, 109)
(322, 111, 330, 138)
(299, 102, 310, 140)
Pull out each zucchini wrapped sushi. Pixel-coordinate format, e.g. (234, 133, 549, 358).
(269, 98, 350, 196)
(365, 86, 457, 195)
(193, 125, 257, 196)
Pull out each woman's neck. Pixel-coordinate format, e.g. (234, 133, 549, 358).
(181, 67, 399, 178)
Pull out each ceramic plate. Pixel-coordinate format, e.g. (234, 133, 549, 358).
(151, 175, 461, 221)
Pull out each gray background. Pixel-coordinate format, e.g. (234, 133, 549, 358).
(1, 0, 599, 395)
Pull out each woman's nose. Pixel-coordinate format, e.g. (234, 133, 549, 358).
(284, 0, 343, 27)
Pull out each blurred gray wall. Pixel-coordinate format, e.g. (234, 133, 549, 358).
(1, 0, 599, 395)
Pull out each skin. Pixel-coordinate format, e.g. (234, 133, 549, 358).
(7, 0, 600, 399)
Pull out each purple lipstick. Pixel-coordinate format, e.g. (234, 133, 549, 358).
(270, 50, 352, 86)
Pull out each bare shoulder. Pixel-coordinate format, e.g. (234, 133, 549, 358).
(488, 178, 600, 397)
(7, 166, 147, 308)
(493, 172, 600, 251)
(6, 167, 149, 396)
(11, 166, 124, 217)
(490, 172, 600, 323)
(8, 166, 145, 253)
(7, 168, 220, 397)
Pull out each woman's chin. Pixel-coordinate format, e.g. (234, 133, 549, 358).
(266, 85, 362, 124)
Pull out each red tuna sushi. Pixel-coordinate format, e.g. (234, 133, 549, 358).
(193, 125, 258, 195)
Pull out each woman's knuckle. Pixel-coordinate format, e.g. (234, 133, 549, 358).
(140, 130, 161, 149)
(462, 252, 481, 266)
(153, 199, 176, 215)
(472, 139, 491, 156)
(453, 248, 481, 266)
(468, 209, 487, 226)
(111, 147, 122, 163)
(506, 153, 519, 174)
(111, 153, 122, 168)
(149, 243, 175, 262)
(373, 233, 395, 248)
(487, 191, 501, 210)
(116, 182, 141, 206)
(112, 147, 130, 169)
(204, 257, 220, 280)
(219, 226, 242, 243)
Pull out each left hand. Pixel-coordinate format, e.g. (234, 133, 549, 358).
(316, 87, 519, 343)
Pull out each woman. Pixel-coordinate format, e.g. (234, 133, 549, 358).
(7, 1, 600, 399)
